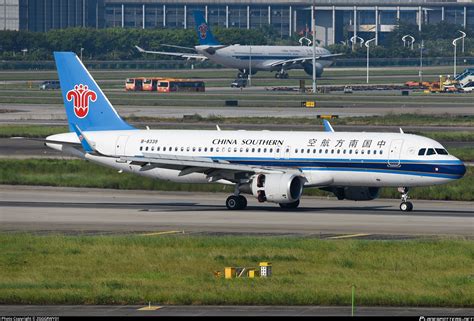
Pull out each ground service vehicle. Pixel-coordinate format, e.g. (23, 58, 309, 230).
(39, 80, 60, 90)
(157, 79, 205, 93)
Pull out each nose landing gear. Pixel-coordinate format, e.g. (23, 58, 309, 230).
(398, 187, 413, 212)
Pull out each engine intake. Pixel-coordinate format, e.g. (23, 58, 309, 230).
(251, 173, 304, 204)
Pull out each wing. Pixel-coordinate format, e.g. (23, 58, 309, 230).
(121, 152, 300, 183)
(135, 46, 207, 61)
(269, 53, 344, 68)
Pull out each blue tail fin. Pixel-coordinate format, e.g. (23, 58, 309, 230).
(54, 52, 135, 132)
(193, 11, 220, 46)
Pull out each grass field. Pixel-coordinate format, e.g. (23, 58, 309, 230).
(0, 159, 472, 201)
(1, 114, 473, 138)
(0, 234, 472, 306)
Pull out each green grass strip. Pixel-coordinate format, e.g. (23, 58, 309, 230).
(0, 234, 472, 306)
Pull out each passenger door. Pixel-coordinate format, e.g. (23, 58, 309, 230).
(115, 135, 129, 156)
(388, 139, 403, 167)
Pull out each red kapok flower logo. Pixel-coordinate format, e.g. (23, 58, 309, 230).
(66, 84, 97, 118)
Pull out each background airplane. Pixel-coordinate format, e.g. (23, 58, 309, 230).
(136, 11, 342, 79)
(32, 52, 466, 212)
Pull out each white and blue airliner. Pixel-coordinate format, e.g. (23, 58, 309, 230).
(39, 52, 466, 212)
(136, 11, 341, 79)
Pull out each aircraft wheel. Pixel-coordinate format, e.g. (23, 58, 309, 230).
(238, 195, 247, 209)
(279, 199, 300, 209)
(283, 73, 289, 79)
(226, 195, 246, 210)
(400, 201, 413, 212)
(275, 73, 280, 79)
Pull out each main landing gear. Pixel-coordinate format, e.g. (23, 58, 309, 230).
(398, 187, 413, 212)
(275, 70, 289, 79)
(226, 195, 248, 210)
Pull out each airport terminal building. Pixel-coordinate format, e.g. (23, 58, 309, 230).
(2, 0, 474, 45)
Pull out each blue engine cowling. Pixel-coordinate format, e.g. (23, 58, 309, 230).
(303, 62, 324, 77)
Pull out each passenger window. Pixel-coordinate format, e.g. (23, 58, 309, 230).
(204, 147, 208, 152)
(192, 147, 196, 152)
(252, 148, 255, 152)
(258, 148, 262, 153)
(295, 149, 298, 153)
(240, 147, 244, 152)
(210, 147, 214, 152)
(139, 146, 143, 151)
(343, 150, 346, 154)
(307, 149, 310, 153)
(435, 148, 448, 155)
(325, 149, 328, 154)
(145, 146, 149, 151)
(418, 148, 426, 156)
(151, 146, 154, 151)
(246, 148, 249, 153)
(269, 148, 273, 153)
(216, 147, 219, 152)
(367, 150, 370, 155)
(301, 149, 304, 153)
(337, 150, 340, 154)
(426, 148, 436, 156)
(355, 150, 358, 154)
(349, 150, 352, 154)
(379, 150, 383, 155)
(319, 149, 322, 153)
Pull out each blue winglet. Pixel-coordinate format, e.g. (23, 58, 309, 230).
(323, 120, 335, 132)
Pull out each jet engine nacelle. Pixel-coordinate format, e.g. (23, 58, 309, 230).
(303, 62, 324, 77)
(331, 187, 380, 201)
(250, 173, 304, 204)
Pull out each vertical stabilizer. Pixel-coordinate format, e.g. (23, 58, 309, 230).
(54, 52, 135, 132)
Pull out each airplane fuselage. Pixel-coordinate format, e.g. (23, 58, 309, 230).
(196, 45, 333, 72)
(47, 129, 466, 188)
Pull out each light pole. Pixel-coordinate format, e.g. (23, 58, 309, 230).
(311, 0, 317, 94)
(452, 31, 465, 78)
(350, 35, 364, 48)
(21, 48, 28, 56)
(419, 40, 424, 83)
(459, 30, 466, 53)
(402, 35, 415, 50)
(365, 38, 376, 84)
(248, 45, 252, 87)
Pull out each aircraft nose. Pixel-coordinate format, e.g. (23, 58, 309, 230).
(451, 159, 467, 178)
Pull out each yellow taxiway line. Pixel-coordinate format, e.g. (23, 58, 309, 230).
(327, 233, 371, 239)
(141, 230, 183, 236)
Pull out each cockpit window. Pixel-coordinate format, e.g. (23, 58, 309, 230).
(418, 148, 426, 156)
(435, 148, 448, 155)
(426, 148, 436, 156)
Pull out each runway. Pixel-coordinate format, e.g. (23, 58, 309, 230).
(1, 185, 472, 237)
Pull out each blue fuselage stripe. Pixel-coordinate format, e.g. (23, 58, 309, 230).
(210, 156, 466, 179)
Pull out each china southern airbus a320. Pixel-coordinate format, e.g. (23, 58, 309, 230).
(136, 11, 341, 79)
(34, 52, 465, 212)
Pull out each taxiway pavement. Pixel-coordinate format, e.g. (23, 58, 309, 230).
(1, 185, 472, 237)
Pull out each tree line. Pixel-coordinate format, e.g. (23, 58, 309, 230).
(0, 21, 472, 61)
